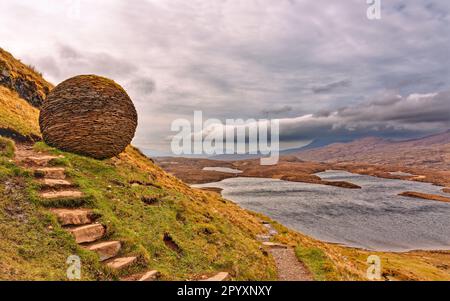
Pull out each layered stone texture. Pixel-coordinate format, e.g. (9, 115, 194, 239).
(39, 75, 137, 159)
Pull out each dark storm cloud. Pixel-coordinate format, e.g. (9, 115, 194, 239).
(278, 91, 450, 142)
(337, 92, 450, 124)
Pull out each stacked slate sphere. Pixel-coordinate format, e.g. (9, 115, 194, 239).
(39, 75, 138, 159)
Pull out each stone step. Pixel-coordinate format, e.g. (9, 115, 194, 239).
(23, 155, 60, 166)
(68, 223, 105, 244)
(263, 223, 279, 236)
(105, 257, 137, 271)
(35, 168, 66, 179)
(121, 270, 159, 281)
(262, 242, 288, 249)
(40, 178, 73, 189)
(256, 234, 272, 242)
(85, 241, 121, 261)
(50, 208, 94, 226)
(40, 190, 84, 200)
(202, 272, 230, 281)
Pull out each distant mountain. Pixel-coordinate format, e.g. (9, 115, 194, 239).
(281, 137, 354, 154)
(295, 130, 450, 170)
(209, 138, 347, 160)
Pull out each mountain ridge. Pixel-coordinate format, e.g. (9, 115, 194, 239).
(296, 130, 450, 170)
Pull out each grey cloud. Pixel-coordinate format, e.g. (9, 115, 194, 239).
(279, 91, 450, 143)
(127, 78, 156, 96)
(57, 45, 137, 78)
(59, 45, 80, 59)
(339, 92, 450, 124)
(312, 79, 352, 94)
(261, 105, 293, 116)
(33, 56, 61, 81)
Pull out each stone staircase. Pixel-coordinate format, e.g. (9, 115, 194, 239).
(15, 145, 158, 281)
(15, 144, 231, 282)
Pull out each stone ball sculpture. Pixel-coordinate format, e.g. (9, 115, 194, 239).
(39, 75, 138, 159)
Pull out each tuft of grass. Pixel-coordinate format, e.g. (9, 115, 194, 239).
(295, 245, 339, 281)
(36, 197, 93, 209)
(0, 137, 15, 158)
(0, 138, 23, 181)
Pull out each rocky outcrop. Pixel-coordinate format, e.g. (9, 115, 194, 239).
(39, 75, 138, 159)
(0, 48, 53, 107)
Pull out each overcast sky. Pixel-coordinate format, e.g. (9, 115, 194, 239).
(1, 0, 449, 154)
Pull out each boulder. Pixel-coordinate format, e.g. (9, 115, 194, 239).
(39, 75, 137, 159)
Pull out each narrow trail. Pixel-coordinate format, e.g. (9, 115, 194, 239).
(14, 143, 229, 281)
(258, 221, 313, 281)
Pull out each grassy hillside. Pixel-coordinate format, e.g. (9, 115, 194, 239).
(0, 47, 45, 141)
(0, 86, 40, 141)
(0, 47, 53, 108)
(1, 138, 277, 280)
(27, 142, 277, 280)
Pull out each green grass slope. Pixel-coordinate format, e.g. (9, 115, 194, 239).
(0, 85, 41, 141)
(1, 138, 277, 280)
(29, 142, 277, 280)
(0, 137, 102, 280)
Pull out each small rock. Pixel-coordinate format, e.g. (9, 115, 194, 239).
(202, 272, 230, 281)
(262, 242, 288, 249)
(142, 196, 160, 205)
